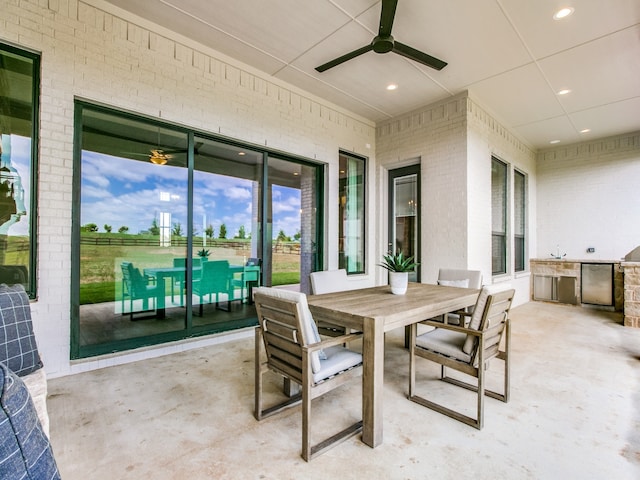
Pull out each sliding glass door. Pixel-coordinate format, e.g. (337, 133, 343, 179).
(72, 103, 323, 358)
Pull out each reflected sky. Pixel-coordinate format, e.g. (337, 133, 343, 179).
(81, 151, 301, 238)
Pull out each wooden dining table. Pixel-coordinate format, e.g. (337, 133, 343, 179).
(307, 282, 479, 448)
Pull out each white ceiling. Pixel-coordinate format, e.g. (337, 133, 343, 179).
(102, 0, 640, 150)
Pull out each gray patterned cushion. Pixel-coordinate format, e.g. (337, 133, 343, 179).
(0, 284, 43, 377)
(0, 362, 60, 479)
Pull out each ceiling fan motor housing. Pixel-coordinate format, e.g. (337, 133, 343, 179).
(372, 35, 394, 54)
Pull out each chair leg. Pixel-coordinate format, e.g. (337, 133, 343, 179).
(255, 328, 263, 420)
(301, 383, 312, 461)
(408, 324, 417, 397)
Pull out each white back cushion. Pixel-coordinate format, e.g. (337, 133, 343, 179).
(438, 268, 482, 289)
(310, 269, 350, 294)
(254, 287, 323, 373)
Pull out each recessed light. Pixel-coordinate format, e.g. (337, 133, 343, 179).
(550, 140, 561, 144)
(386, 84, 398, 91)
(553, 7, 574, 20)
(580, 128, 591, 134)
(557, 89, 571, 95)
(238, 151, 246, 156)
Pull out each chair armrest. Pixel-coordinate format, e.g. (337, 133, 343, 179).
(420, 320, 482, 337)
(306, 332, 363, 352)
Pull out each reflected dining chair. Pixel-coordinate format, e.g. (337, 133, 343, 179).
(409, 285, 515, 429)
(231, 258, 261, 304)
(171, 257, 202, 306)
(309, 269, 352, 336)
(253, 287, 363, 461)
(192, 260, 233, 315)
(120, 262, 161, 320)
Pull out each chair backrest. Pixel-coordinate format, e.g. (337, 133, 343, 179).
(173, 257, 202, 268)
(243, 265, 260, 282)
(121, 262, 146, 296)
(253, 287, 323, 374)
(199, 260, 231, 292)
(309, 269, 349, 294)
(463, 285, 515, 359)
(246, 257, 261, 267)
(437, 268, 482, 289)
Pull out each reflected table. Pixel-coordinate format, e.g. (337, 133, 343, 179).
(144, 264, 244, 317)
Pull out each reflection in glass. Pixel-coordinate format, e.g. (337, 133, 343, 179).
(192, 137, 262, 324)
(0, 45, 39, 293)
(78, 108, 188, 349)
(74, 105, 323, 358)
(393, 174, 418, 281)
(267, 157, 317, 293)
(338, 152, 365, 274)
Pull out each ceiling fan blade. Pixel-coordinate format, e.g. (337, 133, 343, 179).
(393, 41, 448, 71)
(379, 0, 398, 37)
(315, 44, 373, 72)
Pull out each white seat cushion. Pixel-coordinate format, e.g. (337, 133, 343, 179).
(312, 346, 362, 383)
(416, 328, 471, 363)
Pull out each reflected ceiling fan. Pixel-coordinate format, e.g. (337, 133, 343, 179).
(315, 0, 447, 73)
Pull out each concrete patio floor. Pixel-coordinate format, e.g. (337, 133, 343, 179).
(47, 301, 640, 479)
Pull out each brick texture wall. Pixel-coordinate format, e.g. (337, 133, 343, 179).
(536, 133, 640, 261)
(376, 92, 536, 307)
(1, 0, 376, 376)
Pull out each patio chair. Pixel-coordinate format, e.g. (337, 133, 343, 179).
(409, 285, 515, 429)
(231, 258, 261, 304)
(171, 257, 202, 305)
(309, 269, 351, 336)
(253, 287, 363, 461)
(192, 260, 234, 315)
(121, 262, 160, 320)
(434, 268, 483, 325)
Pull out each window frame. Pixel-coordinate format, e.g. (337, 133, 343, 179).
(514, 169, 526, 273)
(491, 156, 508, 276)
(71, 100, 325, 359)
(337, 151, 366, 275)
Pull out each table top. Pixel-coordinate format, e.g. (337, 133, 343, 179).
(308, 282, 480, 332)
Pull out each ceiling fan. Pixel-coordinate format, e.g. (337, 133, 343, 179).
(315, 0, 447, 73)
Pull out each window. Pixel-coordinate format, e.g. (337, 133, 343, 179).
(338, 152, 365, 274)
(491, 157, 507, 275)
(0, 44, 39, 297)
(514, 170, 526, 272)
(72, 102, 323, 358)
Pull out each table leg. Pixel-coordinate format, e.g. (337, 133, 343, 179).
(362, 316, 385, 448)
(156, 274, 166, 319)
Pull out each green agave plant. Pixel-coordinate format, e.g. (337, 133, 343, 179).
(197, 248, 210, 257)
(379, 251, 419, 273)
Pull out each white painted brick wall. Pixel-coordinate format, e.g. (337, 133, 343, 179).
(536, 132, 640, 261)
(1, 0, 376, 377)
(376, 92, 537, 307)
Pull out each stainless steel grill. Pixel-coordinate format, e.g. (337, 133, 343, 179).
(624, 246, 640, 261)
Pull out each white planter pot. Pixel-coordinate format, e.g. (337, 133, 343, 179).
(389, 271, 408, 295)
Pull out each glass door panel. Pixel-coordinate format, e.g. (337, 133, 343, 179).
(78, 109, 188, 350)
(389, 166, 420, 282)
(266, 157, 318, 294)
(192, 137, 262, 328)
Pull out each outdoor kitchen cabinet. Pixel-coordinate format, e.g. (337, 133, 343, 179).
(533, 275, 577, 304)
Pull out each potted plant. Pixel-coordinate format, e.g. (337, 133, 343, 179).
(197, 249, 210, 261)
(379, 251, 419, 295)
